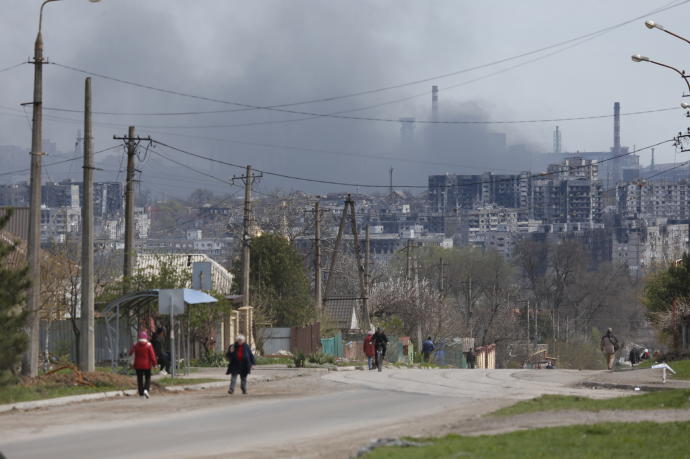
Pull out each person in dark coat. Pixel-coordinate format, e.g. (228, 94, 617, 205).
(600, 328, 619, 370)
(422, 337, 435, 363)
(129, 331, 157, 398)
(151, 327, 170, 376)
(225, 334, 255, 394)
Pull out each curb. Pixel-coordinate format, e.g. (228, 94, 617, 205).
(0, 389, 138, 414)
(0, 371, 313, 413)
(580, 381, 680, 392)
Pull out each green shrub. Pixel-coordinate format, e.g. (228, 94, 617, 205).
(307, 352, 335, 365)
(192, 351, 226, 367)
(293, 352, 306, 368)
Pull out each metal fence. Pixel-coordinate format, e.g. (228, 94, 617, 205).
(40, 319, 131, 365)
(257, 327, 291, 355)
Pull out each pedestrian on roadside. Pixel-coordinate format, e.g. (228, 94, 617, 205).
(151, 327, 171, 376)
(467, 349, 476, 369)
(129, 331, 157, 399)
(600, 328, 620, 370)
(363, 330, 376, 370)
(225, 334, 255, 395)
(422, 336, 435, 363)
(372, 327, 388, 360)
(435, 338, 446, 366)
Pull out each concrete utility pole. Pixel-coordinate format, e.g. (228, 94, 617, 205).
(314, 201, 322, 312)
(80, 77, 95, 372)
(123, 126, 136, 289)
(364, 224, 370, 295)
(241, 165, 253, 307)
(405, 239, 412, 280)
(24, 2, 49, 377)
(347, 198, 369, 327)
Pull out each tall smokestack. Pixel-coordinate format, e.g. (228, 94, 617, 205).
(431, 85, 439, 122)
(613, 102, 621, 153)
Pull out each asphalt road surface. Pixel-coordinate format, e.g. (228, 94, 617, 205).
(0, 368, 619, 459)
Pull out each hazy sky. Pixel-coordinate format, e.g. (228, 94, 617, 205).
(1, 0, 689, 195)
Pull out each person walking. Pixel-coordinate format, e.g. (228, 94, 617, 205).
(600, 328, 619, 370)
(129, 331, 157, 399)
(422, 336, 435, 363)
(151, 327, 170, 376)
(225, 334, 255, 395)
(372, 327, 389, 371)
(363, 330, 376, 370)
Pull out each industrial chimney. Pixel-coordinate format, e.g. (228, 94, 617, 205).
(431, 85, 439, 122)
(613, 102, 621, 154)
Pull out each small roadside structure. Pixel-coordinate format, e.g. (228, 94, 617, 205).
(102, 288, 218, 374)
(323, 298, 362, 333)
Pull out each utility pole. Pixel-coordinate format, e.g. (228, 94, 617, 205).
(324, 197, 349, 301)
(113, 128, 151, 292)
(439, 257, 445, 294)
(314, 201, 322, 312)
(364, 224, 370, 295)
(232, 165, 261, 308)
(24, 5, 47, 377)
(123, 126, 136, 290)
(242, 166, 253, 307)
(347, 197, 369, 327)
(414, 258, 422, 350)
(80, 77, 95, 372)
(405, 239, 412, 280)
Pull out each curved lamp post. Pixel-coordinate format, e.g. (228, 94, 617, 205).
(645, 20, 690, 45)
(631, 54, 690, 93)
(25, 0, 102, 377)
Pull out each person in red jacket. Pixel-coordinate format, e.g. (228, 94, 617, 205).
(129, 331, 157, 398)
(363, 330, 376, 370)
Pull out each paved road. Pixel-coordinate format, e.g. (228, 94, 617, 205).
(0, 368, 618, 459)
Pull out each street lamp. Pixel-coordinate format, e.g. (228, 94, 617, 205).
(25, 0, 102, 377)
(645, 20, 690, 45)
(630, 54, 690, 93)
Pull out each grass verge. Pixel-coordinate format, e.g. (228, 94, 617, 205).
(0, 384, 125, 405)
(363, 421, 690, 458)
(490, 389, 690, 417)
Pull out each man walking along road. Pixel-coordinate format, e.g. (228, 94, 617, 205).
(363, 330, 376, 370)
(151, 327, 170, 376)
(129, 331, 157, 399)
(422, 336, 435, 363)
(226, 334, 255, 394)
(600, 328, 620, 370)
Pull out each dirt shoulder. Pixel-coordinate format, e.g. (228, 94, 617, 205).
(0, 370, 334, 443)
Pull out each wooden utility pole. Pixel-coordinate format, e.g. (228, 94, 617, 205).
(113, 128, 151, 292)
(324, 197, 349, 301)
(347, 199, 366, 302)
(405, 239, 412, 280)
(439, 257, 445, 294)
(123, 126, 136, 289)
(80, 77, 95, 372)
(314, 201, 322, 312)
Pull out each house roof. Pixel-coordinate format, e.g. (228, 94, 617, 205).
(323, 298, 360, 330)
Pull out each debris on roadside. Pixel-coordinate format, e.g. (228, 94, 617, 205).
(354, 437, 429, 457)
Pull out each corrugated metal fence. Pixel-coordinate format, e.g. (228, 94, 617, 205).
(40, 319, 131, 364)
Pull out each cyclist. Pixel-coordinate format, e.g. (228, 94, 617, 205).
(372, 327, 388, 371)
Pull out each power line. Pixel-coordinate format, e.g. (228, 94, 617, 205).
(49, 60, 686, 127)
(42, 0, 690, 119)
(0, 144, 123, 178)
(0, 62, 25, 74)
(151, 138, 673, 190)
